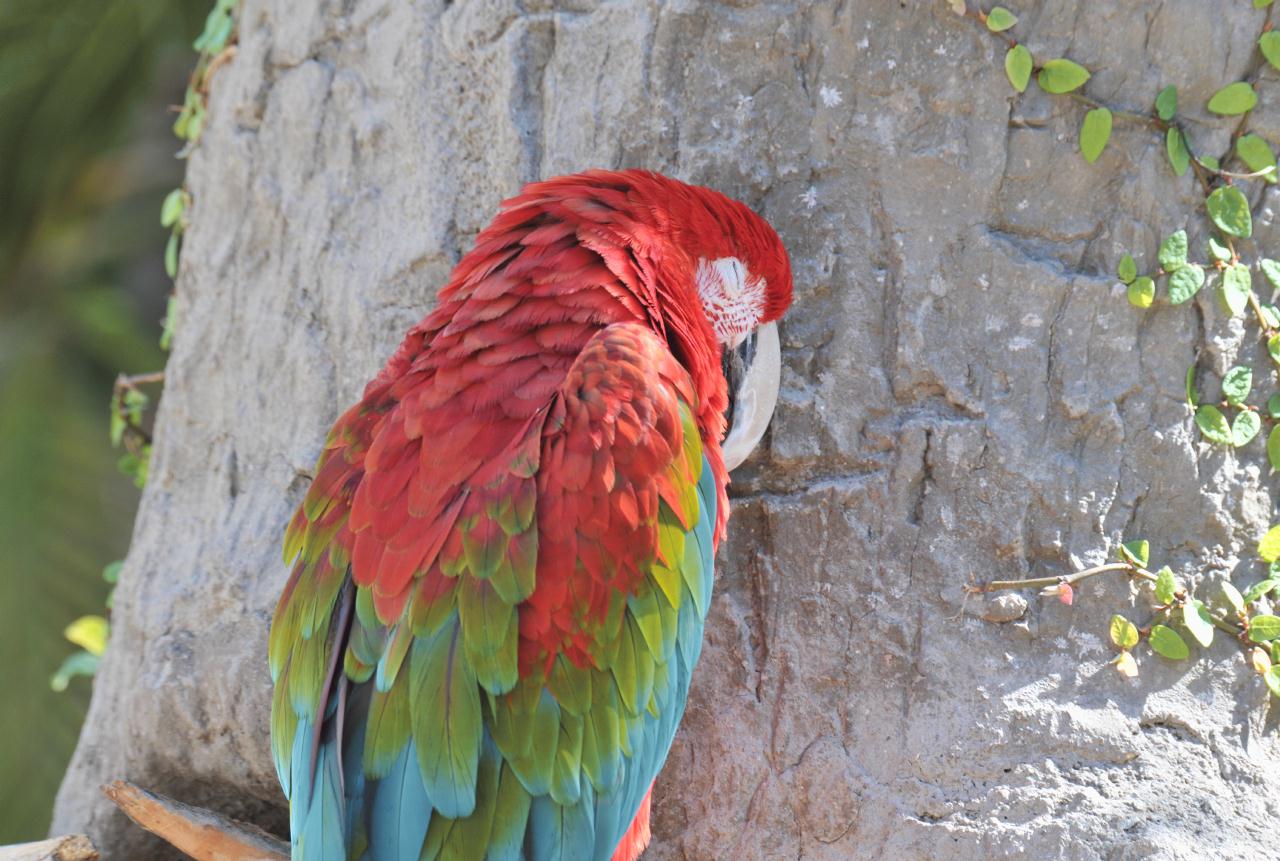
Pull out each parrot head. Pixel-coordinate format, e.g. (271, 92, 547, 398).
(667, 180, 793, 470)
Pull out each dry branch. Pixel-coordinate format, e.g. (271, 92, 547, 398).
(101, 781, 287, 861)
(0, 836, 97, 861)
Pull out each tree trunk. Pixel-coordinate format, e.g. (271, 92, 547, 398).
(53, 1, 1280, 857)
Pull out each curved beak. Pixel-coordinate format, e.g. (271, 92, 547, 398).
(720, 321, 781, 471)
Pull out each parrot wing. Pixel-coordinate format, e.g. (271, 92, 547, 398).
(269, 320, 721, 861)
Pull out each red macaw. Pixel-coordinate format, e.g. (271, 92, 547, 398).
(269, 169, 793, 861)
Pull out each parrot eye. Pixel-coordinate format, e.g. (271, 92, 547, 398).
(696, 256, 767, 346)
(720, 321, 781, 470)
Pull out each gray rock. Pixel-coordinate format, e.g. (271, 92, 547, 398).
(52, 1, 1280, 858)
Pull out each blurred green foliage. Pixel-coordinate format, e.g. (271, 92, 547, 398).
(0, 0, 207, 842)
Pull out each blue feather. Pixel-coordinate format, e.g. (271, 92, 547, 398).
(369, 741, 432, 861)
(296, 730, 347, 861)
(529, 786, 597, 861)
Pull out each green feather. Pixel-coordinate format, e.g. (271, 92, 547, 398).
(424, 736, 502, 861)
(268, 585, 300, 680)
(651, 507, 687, 608)
(409, 613, 482, 819)
(409, 578, 458, 639)
(488, 760, 534, 861)
(629, 613, 656, 718)
(466, 619, 518, 695)
(270, 661, 299, 797)
(507, 688, 559, 796)
(375, 621, 413, 692)
(547, 654, 592, 716)
(488, 527, 537, 605)
(362, 671, 411, 779)
(627, 585, 665, 663)
(287, 614, 330, 715)
(462, 518, 505, 580)
(457, 578, 515, 647)
(489, 681, 537, 761)
(549, 711, 583, 806)
(682, 516, 710, 621)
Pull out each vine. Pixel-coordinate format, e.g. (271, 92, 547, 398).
(52, 0, 241, 692)
(953, 1, 1280, 697)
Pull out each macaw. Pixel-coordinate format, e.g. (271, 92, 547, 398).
(268, 169, 793, 861)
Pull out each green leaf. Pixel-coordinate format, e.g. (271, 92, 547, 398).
(985, 6, 1017, 31)
(1166, 128, 1191, 176)
(1201, 155, 1221, 172)
(1080, 108, 1112, 164)
(1119, 539, 1149, 568)
(102, 561, 122, 584)
(1207, 81, 1258, 115)
(1233, 411, 1262, 447)
(1148, 624, 1190, 660)
(1266, 665, 1280, 698)
(1208, 237, 1232, 263)
(1261, 259, 1280, 291)
(1038, 59, 1090, 94)
(1167, 264, 1204, 304)
(1222, 264, 1253, 316)
(160, 189, 185, 228)
(1117, 253, 1137, 284)
(64, 615, 109, 656)
(1237, 134, 1278, 183)
(1222, 365, 1252, 406)
(1154, 566, 1178, 605)
(1259, 525, 1280, 562)
(1263, 304, 1280, 328)
(50, 651, 100, 693)
(1183, 600, 1215, 647)
(1261, 32, 1280, 71)
(160, 295, 177, 351)
(1127, 276, 1155, 308)
(1222, 581, 1245, 614)
(1269, 425, 1280, 470)
(1258, 0, 1276, 8)
(1207, 186, 1252, 238)
(1158, 229, 1187, 272)
(109, 407, 125, 448)
(1005, 45, 1033, 93)
(1186, 365, 1199, 408)
(1155, 85, 1177, 121)
(1244, 578, 1279, 603)
(1250, 614, 1280, 642)
(1195, 404, 1233, 445)
(1110, 614, 1139, 650)
(165, 231, 180, 279)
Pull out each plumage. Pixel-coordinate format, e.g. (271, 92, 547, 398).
(270, 169, 792, 860)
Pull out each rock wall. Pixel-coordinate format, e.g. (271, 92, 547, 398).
(53, 1, 1280, 858)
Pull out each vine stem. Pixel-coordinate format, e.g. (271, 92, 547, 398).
(970, 561, 1245, 638)
(970, 561, 1150, 593)
(114, 371, 165, 392)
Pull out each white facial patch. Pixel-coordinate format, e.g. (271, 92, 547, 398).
(696, 256, 767, 345)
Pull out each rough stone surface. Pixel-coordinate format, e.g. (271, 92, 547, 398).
(52, 1, 1280, 858)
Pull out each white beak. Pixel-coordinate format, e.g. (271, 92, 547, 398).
(721, 321, 781, 471)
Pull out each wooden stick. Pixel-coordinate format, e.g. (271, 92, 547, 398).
(0, 836, 98, 861)
(101, 781, 288, 861)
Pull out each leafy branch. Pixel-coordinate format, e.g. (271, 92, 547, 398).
(970, 540, 1280, 689)
(954, 1, 1280, 700)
